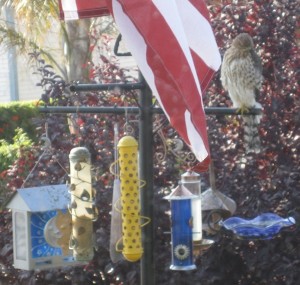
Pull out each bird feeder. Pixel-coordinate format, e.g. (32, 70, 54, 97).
(118, 135, 143, 262)
(181, 171, 202, 241)
(6, 184, 77, 270)
(164, 183, 197, 271)
(201, 188, 236, 234)
(201, 163, 236, 234)
(69, 147, 96, 262)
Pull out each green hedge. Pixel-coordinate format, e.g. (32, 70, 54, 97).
(0, 101, 40, 143)
(0, 127, 34, 173)
(0, 101, 42, 173)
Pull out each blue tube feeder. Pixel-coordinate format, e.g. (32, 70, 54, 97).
(164, 183, 197, 271)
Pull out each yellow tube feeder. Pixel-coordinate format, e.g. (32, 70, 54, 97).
(117, 136, 143, 262)
(69, 147, 95, 261)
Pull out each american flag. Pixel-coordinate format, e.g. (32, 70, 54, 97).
(60, 0, 221, 171)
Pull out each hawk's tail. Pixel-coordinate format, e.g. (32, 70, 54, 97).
(243, 102, 262, 154)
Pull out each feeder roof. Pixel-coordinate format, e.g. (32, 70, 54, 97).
(201, 188, 236, 214)
(6, 184, 70, 212)
(164, 184, 197, 200)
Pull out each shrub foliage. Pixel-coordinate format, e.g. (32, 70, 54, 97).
(0, 101, 40, 143)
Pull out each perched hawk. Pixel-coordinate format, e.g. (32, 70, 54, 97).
(221, 33, 263, 154)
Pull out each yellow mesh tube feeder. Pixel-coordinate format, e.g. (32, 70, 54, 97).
(69, 147, 95, 261)
(118, 135, 143, 262)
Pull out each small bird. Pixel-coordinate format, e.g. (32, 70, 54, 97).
(220, 33, 263, 154)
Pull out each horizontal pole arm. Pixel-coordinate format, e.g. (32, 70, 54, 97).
(206, 107, 262, 115)
(38, 106, 262, 115)
(69, 82, 145, 92)
(39, 106, 159, 114)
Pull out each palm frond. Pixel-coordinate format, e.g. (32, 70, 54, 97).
(0, 24, 67, 78)
(0, 0, 59, 37)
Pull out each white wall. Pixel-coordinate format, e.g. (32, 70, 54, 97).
(17, 56, 43, 102)
(0, 51, 11, 103)
(0, 50, 43, 103)
(0, 9, 44, 103)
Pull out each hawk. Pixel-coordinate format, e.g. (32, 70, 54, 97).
(220, 33, 263, 153)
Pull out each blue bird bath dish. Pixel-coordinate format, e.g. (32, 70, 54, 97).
(220, 213, 296, 240)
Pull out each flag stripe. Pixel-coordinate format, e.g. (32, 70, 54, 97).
(187, 0, 211, 25)
(176, 0, 221, 71)
(176, 0, 220, 92)
(60, 0, 79, 20)
(151, 0, 203, 98)
(60, 0, 110, 20)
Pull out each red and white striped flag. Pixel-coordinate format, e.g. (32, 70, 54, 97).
(59, 0, 221, 171)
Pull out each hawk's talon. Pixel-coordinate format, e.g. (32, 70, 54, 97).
(236, 105, 250, 115)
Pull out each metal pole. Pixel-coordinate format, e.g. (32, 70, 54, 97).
(38, 106, 160, 114)
(139, 79, 155, 285)
(69, 82, 145, 92)
(39, 106, 262, 116)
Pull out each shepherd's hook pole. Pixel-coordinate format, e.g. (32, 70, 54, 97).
(139, 75, 155, 285)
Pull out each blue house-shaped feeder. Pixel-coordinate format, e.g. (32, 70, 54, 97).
(6, 184, 79, 270)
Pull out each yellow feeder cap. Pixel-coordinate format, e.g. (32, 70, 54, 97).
(117, 136, 138, 148)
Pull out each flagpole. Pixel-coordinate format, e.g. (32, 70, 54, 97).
(138, 75, 155, 285)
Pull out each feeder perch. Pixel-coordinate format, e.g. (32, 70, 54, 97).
(6, 185, 78, 270)
(164, 183, 197, 271)
(193, 239, 215, 256)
